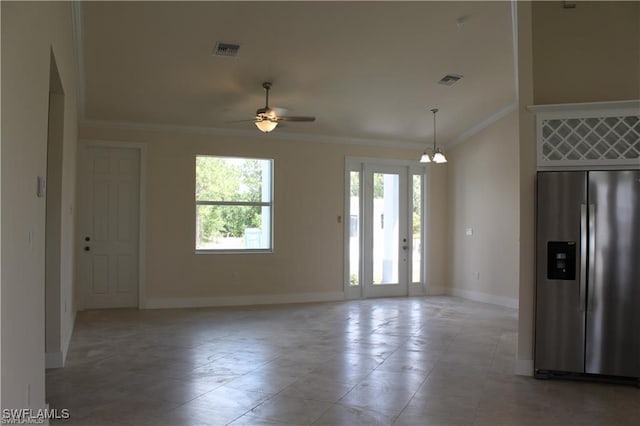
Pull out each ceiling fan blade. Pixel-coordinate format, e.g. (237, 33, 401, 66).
(278, 116, 316, 122)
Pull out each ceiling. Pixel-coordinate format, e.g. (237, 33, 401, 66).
(79, 1, 516, 147)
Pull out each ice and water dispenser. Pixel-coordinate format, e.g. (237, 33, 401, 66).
(547, 241, 576, 280)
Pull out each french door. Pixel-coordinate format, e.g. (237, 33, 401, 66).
(346, 159, 425, 298)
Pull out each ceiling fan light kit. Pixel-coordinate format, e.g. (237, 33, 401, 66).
(255, 118, 278, 133)
(419, 108, 447, 164)
(252, 82, 315, 133)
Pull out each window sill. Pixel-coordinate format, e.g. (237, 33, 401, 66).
(195, 249, 273, 255)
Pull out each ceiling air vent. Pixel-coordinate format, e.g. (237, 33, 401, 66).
(213, 42, 240, 57)
(438, 74, 463, 86)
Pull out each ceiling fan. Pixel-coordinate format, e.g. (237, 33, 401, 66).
(251, 82, 315, 133)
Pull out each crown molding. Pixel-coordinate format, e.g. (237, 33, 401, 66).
(448, 101, 518, 149)
(80, 119, 426, 150)
(527, 99, 640, 114)
(81, 102, 522, 151)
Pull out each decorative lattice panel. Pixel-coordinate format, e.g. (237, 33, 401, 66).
(541, 115, 639, 164)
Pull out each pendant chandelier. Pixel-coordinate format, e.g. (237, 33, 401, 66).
(419, 108, 447, 164)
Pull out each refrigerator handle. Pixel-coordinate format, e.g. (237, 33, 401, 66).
(587, 204, 596, 312)
(580, 204, 588, 313)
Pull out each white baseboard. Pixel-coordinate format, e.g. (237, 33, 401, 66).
(45, 311, 76, 369)
(144, 288, 517, 310)
(408, 283, 426, 297)
(61, 310, 76, 367)
(515, 359, 534, 376)
(426, 285, 447, 296)
(449, 287, 519, 309)
(46, 351, 63, 369)
(145, 291, 345, 309)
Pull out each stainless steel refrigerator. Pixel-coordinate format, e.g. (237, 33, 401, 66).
(535, 170, 640, 381)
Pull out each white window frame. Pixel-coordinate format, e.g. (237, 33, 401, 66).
(195, 155, 274, 254)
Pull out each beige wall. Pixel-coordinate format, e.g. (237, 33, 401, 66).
(446, 111, 519, 306)
(78, 126, 448, 305)
(532, 1, 640, 104)
(1, 1, 78, 409)
(426, 163, 448, 294)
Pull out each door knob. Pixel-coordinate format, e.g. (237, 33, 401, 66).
(402, 245, 409, 250)
(84, 246, 91, 252)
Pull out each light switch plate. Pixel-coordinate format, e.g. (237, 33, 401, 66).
(37, 176, 46, 197)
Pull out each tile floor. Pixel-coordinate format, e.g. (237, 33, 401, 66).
(46, 296, 639, 425)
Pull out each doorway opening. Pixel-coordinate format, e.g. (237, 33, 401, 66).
(45, 50, 65, 368)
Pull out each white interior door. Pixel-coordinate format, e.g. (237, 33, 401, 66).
(79, 146, 140, 309)
(362, 164, 409, 298)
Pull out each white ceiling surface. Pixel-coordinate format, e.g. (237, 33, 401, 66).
(80, 1, 516, 147)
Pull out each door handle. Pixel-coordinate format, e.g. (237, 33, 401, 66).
(402, 245, 408, 250)
(580, 204, 587, 312)
(587, 204, 596, 312)
(84, 246, 91, 252)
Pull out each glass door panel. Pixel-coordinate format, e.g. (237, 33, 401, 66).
(363, 165, 408, 298)
(373, 173, 399, 285)
(412, 174, 422, 283)
(349, 171, 361, 287)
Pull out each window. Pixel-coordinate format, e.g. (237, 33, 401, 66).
(195, 156, 273, 252)
(412, 173, 423, 283)
(349, 170, 360, 286)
